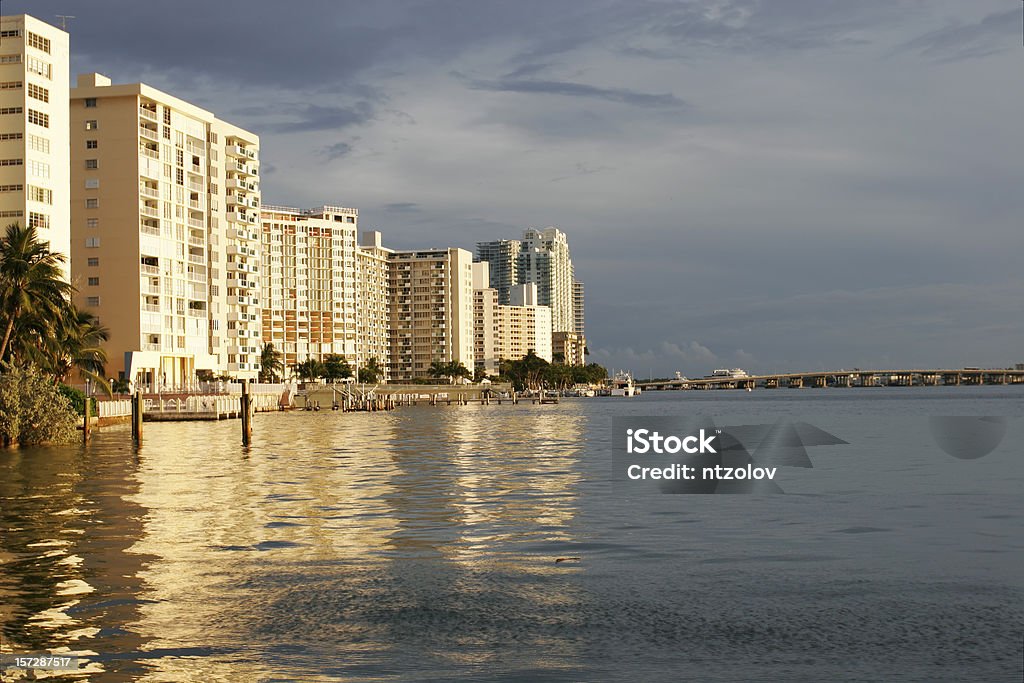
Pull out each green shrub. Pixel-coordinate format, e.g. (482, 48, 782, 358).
(0, 364, 79, 446)
(59, 384, 87, 415)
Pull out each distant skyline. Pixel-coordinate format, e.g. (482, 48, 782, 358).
(16, 0, 1023, 375)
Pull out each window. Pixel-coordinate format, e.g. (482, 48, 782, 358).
(85, 159, 98, 169)
(85, 179, 100, 189)
(0, 81, 20, 90)
(86, 198, 99, 209)
(28, 134, 48, 153)
(0, 210, 23, 218)
(0, 132, 23, 140)
(86, 296, 100, 306)
(87, 257, 99, 267)
(29, 160, 49, 178)
(85, 237, 100, 248)
(85, 98, 97, 108)
(0, 158, 23, 166)
(27, 32, 51, 54)
(0, 55, 21, 64)
(27, 109, 48, 128)
(87, 277, 99, 286)
(86, 218, 99, 228)
(25, 56, 50, 79)
(27, 83, 48, 103)
(27, 186, 52, 204)
(85, 120, 98, 130)
(0, 183, 22, 192)
(28, 212, 49, 229)
(0, 106, 22, 115)
(0, 30, 21, 38)
(176, 168, 183, 186)
(86, 139, 98, 149)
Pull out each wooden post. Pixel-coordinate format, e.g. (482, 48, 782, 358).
(241, 380, 252, 446)
(132, 390, 143, 443)
(82, 397, 92, 443)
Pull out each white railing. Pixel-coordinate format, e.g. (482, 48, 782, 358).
(97, 399, 132, 418)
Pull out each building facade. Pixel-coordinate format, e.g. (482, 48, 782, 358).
(518, 227, 575, 334)
(0, 15, 70, 279)
(473, 262, 552, 375)
(389, 248, 474, 381)
(573, 280, 585, 336)
(259, 205, 359, 373)
(474, 238, 520, 304)
(552, 330, 586, 367)
(356, 231, 392, 379)
(70, 73, 261, 387)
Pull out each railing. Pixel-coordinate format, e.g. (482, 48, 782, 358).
(140, 147, 159, 159)
(139, 185, 159, 199)
(139, 106, 158, 121)
(139, 126, 159, 141)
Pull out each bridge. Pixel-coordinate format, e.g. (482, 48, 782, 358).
(637, 368, 1024, 391)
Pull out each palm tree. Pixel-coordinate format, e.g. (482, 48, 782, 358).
(259, 342, 284, 383)
(358, 356, 384, 383)
(51, 308, 111, 393)
(0, 223, 74, 362)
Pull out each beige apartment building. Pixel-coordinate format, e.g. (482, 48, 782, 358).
(259, 205, 359, 372)
(0, 15, 70, 279)
(70, 73, 261, 388)
(473, 262, 552, 375)
(356, 231, 392, 378)
(389, 247, 474, 381)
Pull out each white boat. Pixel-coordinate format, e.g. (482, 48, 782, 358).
(708, 368, 749, 379)
(603, 371, 639, 397)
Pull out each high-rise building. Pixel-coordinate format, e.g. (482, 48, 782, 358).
(70, 73, 261, 387)
(0, 15, 70, 279)
(474, 239, 520, 304)
(473, 262, 552, 375)
(518, 227, 575, 333)
(389, 248, 474, 381)
(573, 280, 585, 336)
(356, 231, 392, 379)
(552, 331, 586, 367)
(259, 205, 358, 372)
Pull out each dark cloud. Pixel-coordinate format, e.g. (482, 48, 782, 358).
(268, 103, 375, 134)
(383, 203, 420, 213)
(321, 142, 354, 161)
(467, 78, 685, 108)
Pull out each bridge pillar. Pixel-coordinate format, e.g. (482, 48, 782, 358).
(814, 376, 827, 388)
(789, 377, 803, 389)
(765, 378, 778, 389)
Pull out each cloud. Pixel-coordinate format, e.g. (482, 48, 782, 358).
(467, 78, 685, 108)
(897, 8, 1019, 62)
(268, 103, 375, 134)
(321, 142, 354, 161)
(383, 202, 420, 213)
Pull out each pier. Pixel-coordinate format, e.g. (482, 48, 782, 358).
(637, 368, 1024, 391)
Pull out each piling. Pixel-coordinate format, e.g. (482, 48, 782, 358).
(241, 380, 252, 446)
(131, 390, 144, 443)
(82, 397, 92, 443)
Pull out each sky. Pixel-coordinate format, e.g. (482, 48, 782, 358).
(18, 0, 1024, 377)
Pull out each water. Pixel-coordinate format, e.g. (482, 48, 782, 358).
(1, 387, 1022, 681)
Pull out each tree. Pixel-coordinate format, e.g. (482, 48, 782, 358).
(323, 354, 352, 382)
(0, 224, 74, 363)
(259, 342, 284, 383)
(48, 309, 110, 394)
(293, 357, 325, 381)
(428, 359, 471, 384)
(358, 357, 384, 383)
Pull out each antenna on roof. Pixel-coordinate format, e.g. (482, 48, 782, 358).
(56, 15, 76, 31)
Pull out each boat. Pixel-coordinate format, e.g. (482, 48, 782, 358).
(600, 371, 639, 397)
(707, 368, 749, 379)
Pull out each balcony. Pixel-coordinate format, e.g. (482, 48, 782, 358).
(188, 217, 204, 229)
(140, 222, 161, 236)
(139, 185, 159, 199)
(140, 263, 160, 276)
(140, 205, 159, 219)
(139, 106, 158, 122)
(140, 147, 159, 160)
(188, 253, 205, 264)
(142, 303, 160, 313)
(227, 160, 256, 177)
(188, 235, 204, 247)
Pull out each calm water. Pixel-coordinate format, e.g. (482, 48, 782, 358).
(1, 387, 1022, 681)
